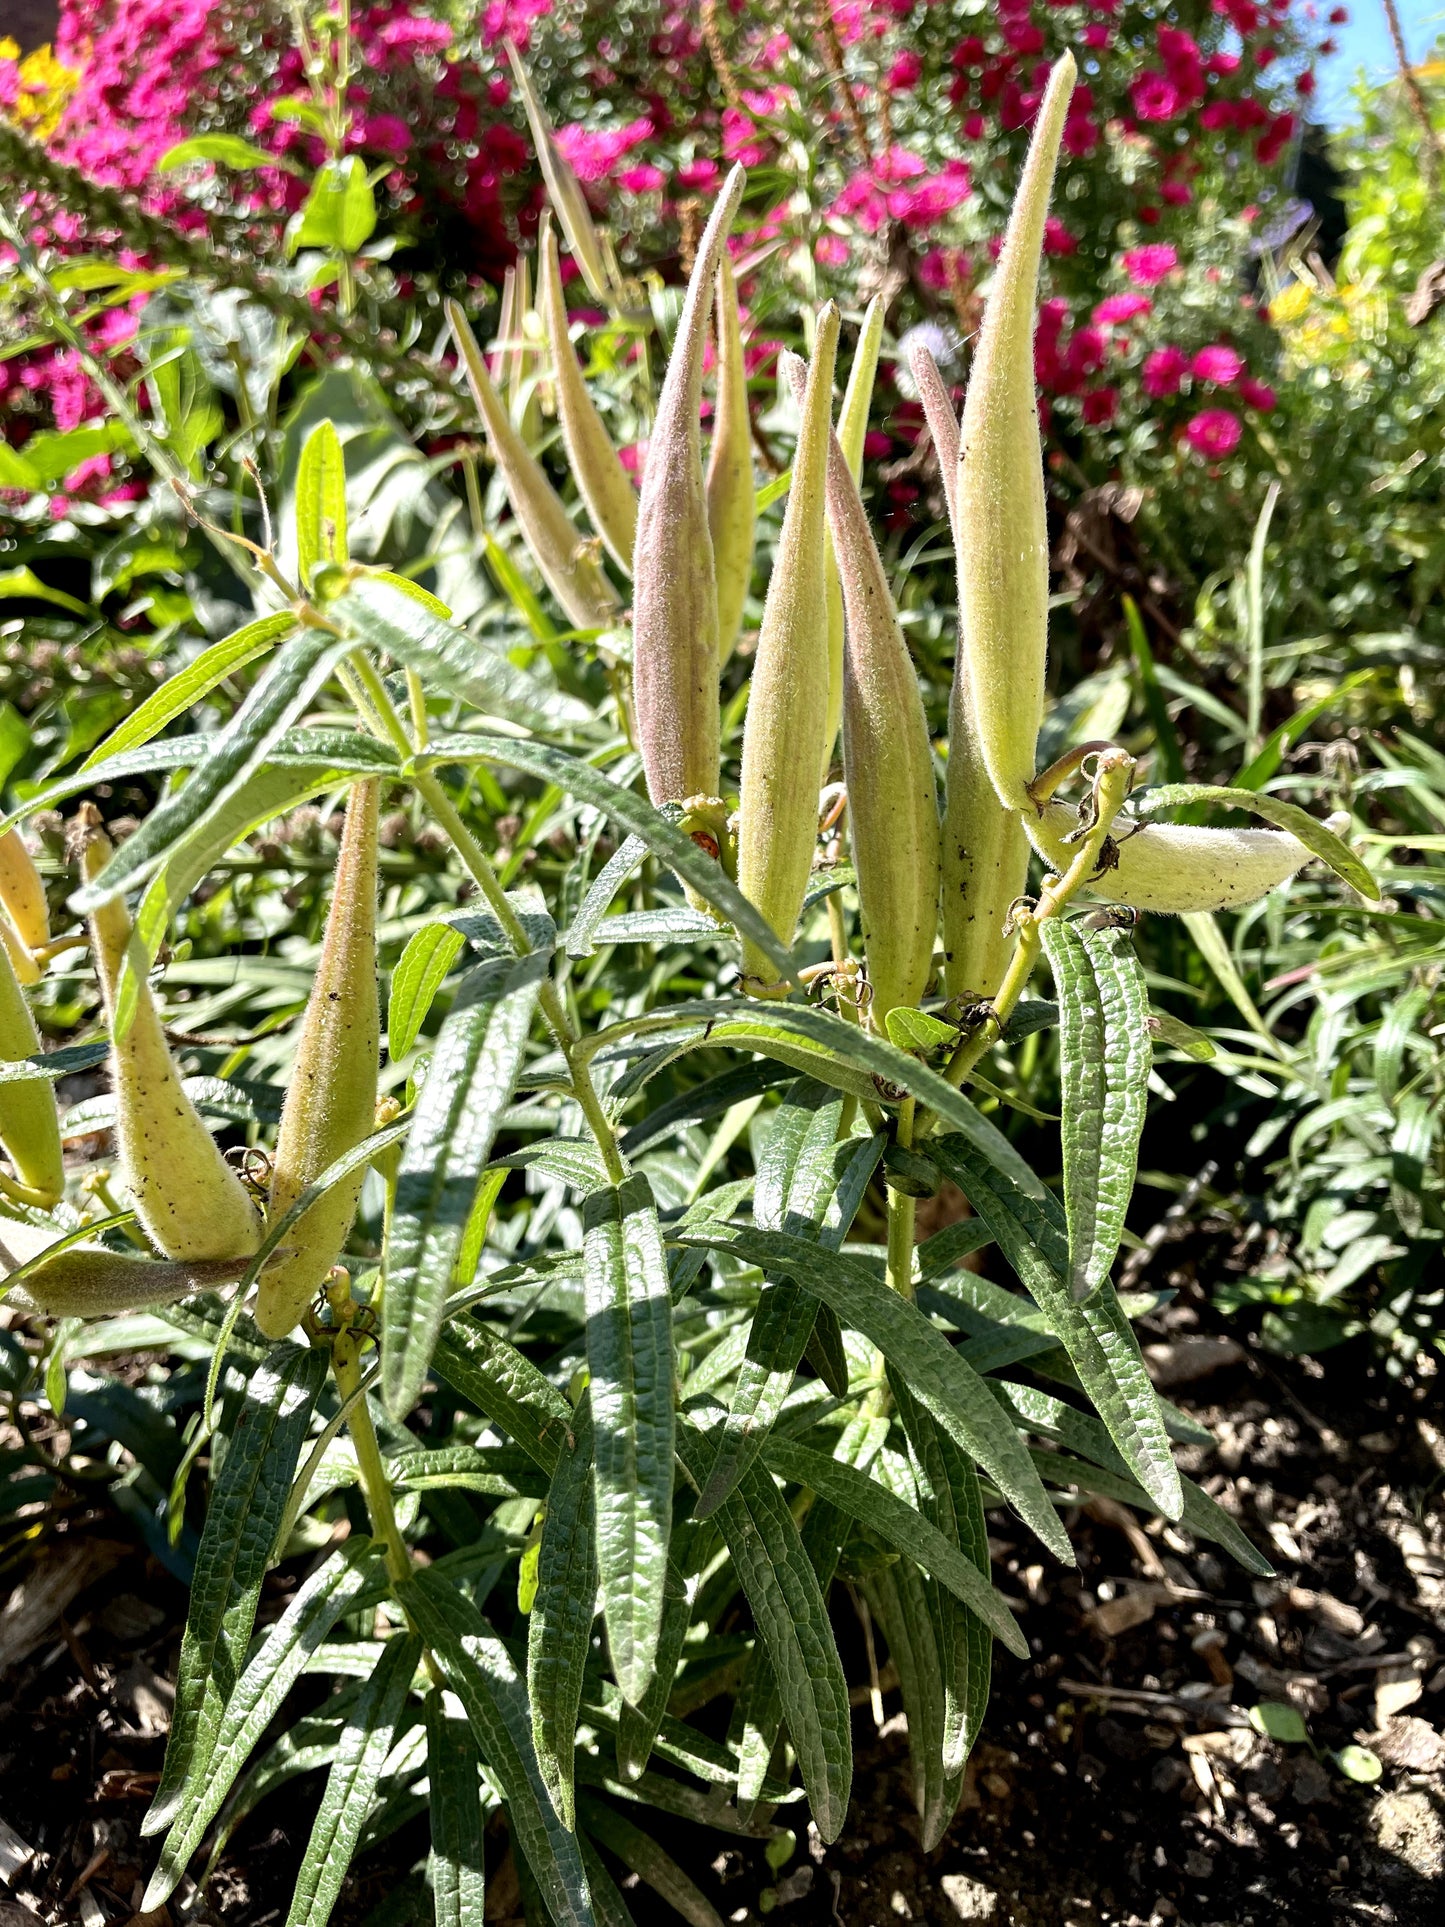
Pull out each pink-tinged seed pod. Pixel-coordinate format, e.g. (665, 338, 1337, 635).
(257, 780, 381, 1339)
(912, 338, 1033, 998)
(956, 52, 1076, 812)
(1027, 801, 1313, 913)
(506, 39, 612, 305)
(447, 298, 620, 633)
(540, 223, 638, 572)
(708, 251, 755, 666)
(632, 164, 747, 805)
(0, 827, 48, 954)
(784, 354, 941, 1022)
(77, 809, 261, 1262)
(822, 296, 885, 778)
(7, 1245, 255, 1320)
(0, 933, 64, 1205)
(737, 305, 841, 993)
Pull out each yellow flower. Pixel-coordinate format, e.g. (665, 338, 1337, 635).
(0, 40, 80, 140)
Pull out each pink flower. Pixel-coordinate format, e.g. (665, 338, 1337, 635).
(1082, 24, 1113, 48)
(1131, 72, 1182, 121)
(1143, 345, 1189, 398)
(1191, 344, 1244, 386)
(554, 118, 653, 183)
(1184, 408, 1242, 459)
(619, 164, 665, 193)
(1122, 244, 1179, 287)
(1082, 386, 1118, 426)
(359, 114, 411, 155)
(1093, 292, 1152, 326)
(887, 51, 923, 91)
(676, 158, 720, 190)
(63, 454, 114, 494)
(1044, 217, 1077, 256)
(863, 430, 893, 459)
(816, 232, 850, 266)
(1239, 375, 1278, 412)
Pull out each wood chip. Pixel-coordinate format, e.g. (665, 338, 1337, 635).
(0, 1540, 125, 1677)
(0, 1819, 33, 1888)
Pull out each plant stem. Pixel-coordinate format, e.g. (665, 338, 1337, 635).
(884, 1097, 917, 1300)
(331, 1324, 411, 1588)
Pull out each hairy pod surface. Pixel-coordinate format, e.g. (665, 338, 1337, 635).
(0, 827, 48, 953)
(956, 52, 1075, 812)
(258, 779, 381, 1338)
(737, 306, 841, 992)
(1028, 801, 1312, 912)
(7, 1245, 254, 1319)
(632, 165, 746, 805)
(0, 910, 39, 987)
(0, 934, 65, 1204)
(447, 299, 620, 633)
(540, 223, 637, 572)
(79, 810, 261, 1262)
(785, 355, 941, 1021)
(708, 251, 756, 666)
(822, 296, 885, 778)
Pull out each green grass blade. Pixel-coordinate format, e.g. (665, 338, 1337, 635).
(81, 613, 295, 771)
(387, 921, 467, 1060)
(584, 1176, 676, 1706)
(384, 952, 549, 1419)
(426, 1690, 488, 1927)
(284, 1631, 420, 1927)
(528, 1393, 598, 1829)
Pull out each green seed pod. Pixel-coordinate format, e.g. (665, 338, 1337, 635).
(632, 164, 747, 806)
(257, 779, 381, 1339)
(447, 298, 620, 634)
(540, 222, 637, 572)
(1028, 801, 1312, 913)
(822, 295, 884, 778)
(0, 827, 48, 953)
(7, 1245, 254, 1320)
(911, 337, 1033, 998)
(736, 305, 841, 994)
(0, 934, 64, 1206)
(78, 808, 261, 1262)
(956, 52, 1075, 812)
(505, 38, 612, 306)
(784, 354, 941, 1022)
(707, 251, 756, 666)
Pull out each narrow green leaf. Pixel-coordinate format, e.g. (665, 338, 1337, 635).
(144, 1539, 383, 1906)
(388, 922, 467, 1060)
(578, 1837, 637, 1927)
(577, 1799, 723, 1927)
(565, 836, 648, 958)
(1039, 919, 1151, 1301)
(618, 1062, 794, 1158)
(384, 953, 549, 1419)
(334, 577, 592, 733)
(615, 1558, 691, 1783)
(145, 1343, 326, 1836)
(295, 420, 349, 587)
(930, 1135, 1183, 1524)
(426, 1690, 487, 1927)
(676, 1225, 1070, 1562)
(284, 1631, 420, 1927)
(159, 133, 283, 172)
(861, 1538, 961, 1850)
(73, 631, 351, 911)
(400, 1567, 595, 1927)
(81, 615, 294, 771)
(432, 1318, 571, 1477)
(584, 1176, 675, 1706)
(529, 1394, 597, 1829)
(1122, 596, 1186, 787)
(1131, 783, 1379, 899)
(1374, 979, 1433, 1106)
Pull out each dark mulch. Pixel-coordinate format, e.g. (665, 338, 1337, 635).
(1, 1320, 1440, 1927)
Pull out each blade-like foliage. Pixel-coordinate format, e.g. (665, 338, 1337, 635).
(528, 1392, 598, 1828)
(425, 1690, 488, 1927)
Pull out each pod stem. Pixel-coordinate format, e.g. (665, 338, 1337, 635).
(884, 1098, 918, 1302)
(331, 1320, 413, 1590)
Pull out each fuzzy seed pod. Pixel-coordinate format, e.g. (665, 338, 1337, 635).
(822, 296, 885, 778)
(785, 354, 941, 1021)
(7, 1245, 254, 1320)
(0, 828, 48, 953)
(1027, 801, 1312, 913)
(505, 39, 612, 305)
(737, 306, 841, 993)
(956, 52, 1076, 812)
(78, 808, 261, 1262)
(257, 779, 381, 1339)
(540, 223, 638, 572)
(0, 935, 64, 1205)
(0, 910, 39, 987)
(707, 251, 756, 665)
(632, 164, 747, 805)
(447, 298, 621, 633)
(911, 338, 1033, 997)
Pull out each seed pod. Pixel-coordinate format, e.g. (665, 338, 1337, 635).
(0, 909, 38, 987)
(0, 935, 64, 1205)
(785, 354, 941, 1022)
(447, 298, 620, 634)
(7, 1245, 253, 1320)
(707, 251, 755, 665)
(77, 807, 261, 1262)
(0, 827, 48, 953)
(540, 222, 637, 572)
(956, 52, 1075, 812)
(822, 295, 884, 777)
(736, 306, 840, 993)
(257, 779, 381, 1339)
(505, 38, 612, 305)
(911, 338, 1033, 997)
(632, 164, 747, 805)
(1028, 801, 1312, 913)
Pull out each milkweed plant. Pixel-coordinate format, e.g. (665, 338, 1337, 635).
(0, 45, 1380, 1927)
